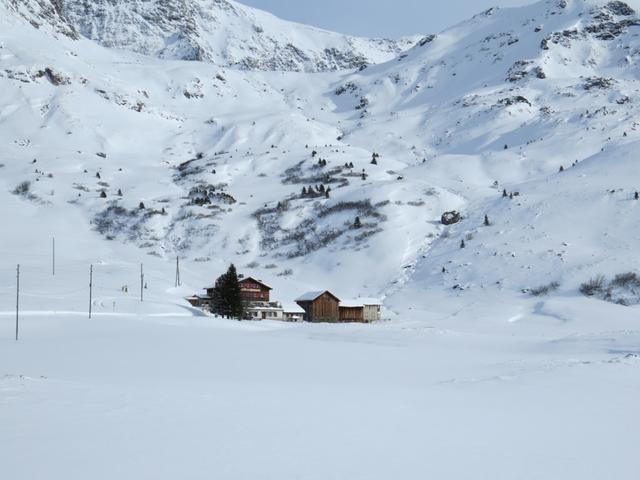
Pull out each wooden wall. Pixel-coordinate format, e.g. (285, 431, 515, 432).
(339, 306, 365, 323)
(311, 293, 340, 322)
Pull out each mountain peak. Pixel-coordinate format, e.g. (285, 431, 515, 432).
(57, 0, 418, 72)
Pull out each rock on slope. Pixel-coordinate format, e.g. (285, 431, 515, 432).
(59, 0, 418, 71)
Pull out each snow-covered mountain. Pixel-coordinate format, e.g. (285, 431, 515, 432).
(4, 3, 640, 478)
(55, 0, 418, 71)
(1, 0, 640, 305)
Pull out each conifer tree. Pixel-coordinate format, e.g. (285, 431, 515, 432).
(223, 264, 243, 319)
(460, 239, 466, 249)
(211, 264, 244, 319)
(635, 191, 639, 200)
(354, 216, 362, 228)
(484, 215, 490, 226)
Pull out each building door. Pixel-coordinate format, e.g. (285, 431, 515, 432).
(262, 312, 267, 320)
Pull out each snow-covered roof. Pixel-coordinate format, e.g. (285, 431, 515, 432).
(296, 291, 325, 301)
(295, 291, 340, 302)
(246, 305, 283, 312)
(341, 298, 382, 308)
(283, 303, 305, 314)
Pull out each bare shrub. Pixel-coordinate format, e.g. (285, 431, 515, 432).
(611, 272, 640, 289)
(529, 281, 560, 297)
(12, 181, 31, 195)
(580, 275, 606, 296)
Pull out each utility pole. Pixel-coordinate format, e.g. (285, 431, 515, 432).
(52, 236, 55, 276)
(140, 263, 144, 303)
(15, 264, 20, 341)
(175, 256, 181, 287)
(89, 264, 93, 319)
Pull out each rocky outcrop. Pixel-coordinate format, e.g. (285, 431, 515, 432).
(59, 0, 417, 72)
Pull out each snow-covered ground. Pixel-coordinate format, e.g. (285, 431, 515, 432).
(1, 0, 640, 477)
(1, 288, 639, 479)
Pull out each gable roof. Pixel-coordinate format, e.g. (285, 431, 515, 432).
(239, 276, 272, 290)
(296, 290, 340, 302)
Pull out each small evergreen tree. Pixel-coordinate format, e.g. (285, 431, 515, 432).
(635, 191, 639, 200)
(210, 274, 226, 316)
(223, 264, 243, 319)
(139, 201, 145, 209)
(100, 190, 107, 198)
(117, 189, 123, 196)
(484, 215, 490, 226)
(502, 189, 508, 198)
(354, 216, 362, 228)
(302, 186, 307, 196)
(460, 239, 466, 249)
(210, 264, 244, 319)
(371, 158, 378, 165)
(504, 144, 508, 150)
(559, 165, 564, 172)
(96, 172, 101, 179)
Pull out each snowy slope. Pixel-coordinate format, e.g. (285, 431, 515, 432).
(59, 0, 419, 71)
(1, 0, 639, 308)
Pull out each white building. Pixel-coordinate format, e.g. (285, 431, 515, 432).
(245, 302, 284, 321)
(283, 303, 305, 322)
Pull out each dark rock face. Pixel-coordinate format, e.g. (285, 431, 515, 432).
(605, 1, 636, 17)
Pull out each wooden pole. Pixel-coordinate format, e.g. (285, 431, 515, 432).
(140, 264, 144, 303)
(15, 264, 19, 341)
(89, 264, 93, 319)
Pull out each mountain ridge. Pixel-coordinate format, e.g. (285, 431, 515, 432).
(0, 0, 639, 303)
(58, 0, 420, 72)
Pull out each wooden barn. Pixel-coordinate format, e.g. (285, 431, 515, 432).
(295, 291, 341, 323)
(339, 298, 382, 323)
(339, 304, 365, 323)
(238, 277, 272, 304)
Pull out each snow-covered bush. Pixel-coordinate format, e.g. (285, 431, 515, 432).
(580, 273, 640, 306)
(580, 275, 606, 297)
(528, 281, 560, 297)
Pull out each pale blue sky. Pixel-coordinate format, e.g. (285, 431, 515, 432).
(240, 0, 532, 37)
